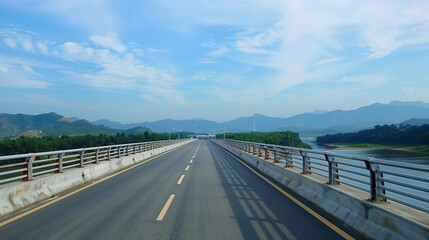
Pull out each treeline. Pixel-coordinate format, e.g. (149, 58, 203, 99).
(317, 124, 429, 145)
(217, 131, 311, 149)
(0, 132, 171, 156)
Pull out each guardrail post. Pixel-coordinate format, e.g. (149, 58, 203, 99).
(274, 149, 279, 163)
(258, 146, 262, 157)
(285, 151, 293, 168)
(264, 147, 269, 160)
(300, 151, 311, 174)
(364, 160, 386, 202)
(324, 154, 339, 184)
(56, 153, 64, 173)
(79, 151, 85, 168)
(23, 155, 35, 181)
(94, 149, 99, 164)
(108, 147, 111, 160)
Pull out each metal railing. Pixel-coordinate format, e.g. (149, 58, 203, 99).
(214, 139, 429, 213)
(0, 139, 188, 185)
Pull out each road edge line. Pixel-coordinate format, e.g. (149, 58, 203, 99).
(218, 145, 355, 240)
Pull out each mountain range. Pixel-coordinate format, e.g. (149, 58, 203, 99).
(93, 101, 429, 134)
(1, 101, 429, 139)
(0, 112, 150, 139)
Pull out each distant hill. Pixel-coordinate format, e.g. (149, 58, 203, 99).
(3, 101, 429, 137)
(400, 118, 429, 126)
(316, 124, 429, 146)
(93, 119, 132, 130)
(94, 118, 221, 133)
(0, 112, 151, 139)
(93, 101, 429, 134)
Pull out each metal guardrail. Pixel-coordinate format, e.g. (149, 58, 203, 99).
(0, 139, 188, 185)
(214, 139, 429, 213)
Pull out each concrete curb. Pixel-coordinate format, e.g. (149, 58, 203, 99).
(215, 141, 429, 240)
(0, 140, 194, 218)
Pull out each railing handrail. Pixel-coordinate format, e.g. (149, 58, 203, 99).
(224, 139, 429, 171)
(0, 139, 190, 185)
(214, 139, 429, 213)
(0, 139, 179, 161)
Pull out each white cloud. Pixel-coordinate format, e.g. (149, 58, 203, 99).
(233, 25, 281, 55)
(54, 39, 182, 103)
(201, 40, 217, 48)
(0, 29, 33, 52)
(140, 94, 157, 103)
(402, 86, 414, 96)
(0, 65, 8, 73)
(340, 74, 392, 87)
(195, 0, 429, 101)
(1, 27, 179, 103)
(21, 65, 38, 75)
(36, 42, 49, 54)
(315, 57, 346, 66)
(90, 32, 126, 53)
(0, 55, 64, 69)
(146, 47, 162, 53)
(20, 38, 33, 51)
(208, 46, 230, 57)
(0, 63, 50, 88)
(0, 28, 53, 54)
(3, 38, 17, 48)
(56, 42, 95, 61)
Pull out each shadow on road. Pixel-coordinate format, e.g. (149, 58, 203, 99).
(208, 142, 297, 240)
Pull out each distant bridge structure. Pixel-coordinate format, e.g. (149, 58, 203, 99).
(190, 133, 216, 139)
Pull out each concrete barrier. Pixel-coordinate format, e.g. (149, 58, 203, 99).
(215, 141, 429, 240)
(0, 140, 194, 218)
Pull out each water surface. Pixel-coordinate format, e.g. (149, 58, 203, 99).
(302, 137, 429, 165)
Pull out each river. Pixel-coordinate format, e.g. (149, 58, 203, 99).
(301, 137, 429, 211)
(301, 137, 429, 165)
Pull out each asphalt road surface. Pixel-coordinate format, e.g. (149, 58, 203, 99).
(0, 140, 362, 240)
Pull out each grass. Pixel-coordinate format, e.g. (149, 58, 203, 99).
(404, 145, 429, 152)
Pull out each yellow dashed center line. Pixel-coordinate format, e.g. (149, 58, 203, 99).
(0, 149, 173, 227)
(185, 165, 190, 171)
(156, 194, 175, 221)
(177, 174, 185, 184)
(190, 159, 193, 164)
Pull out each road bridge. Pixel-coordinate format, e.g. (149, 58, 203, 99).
(0, 140, 360, 239)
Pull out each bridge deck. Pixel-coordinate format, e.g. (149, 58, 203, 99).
(0, 140, 361, 239)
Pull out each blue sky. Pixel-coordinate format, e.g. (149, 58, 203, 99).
(1, 0, 429, 123)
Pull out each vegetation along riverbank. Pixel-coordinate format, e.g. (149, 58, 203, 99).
(317, 124, 429, 153)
